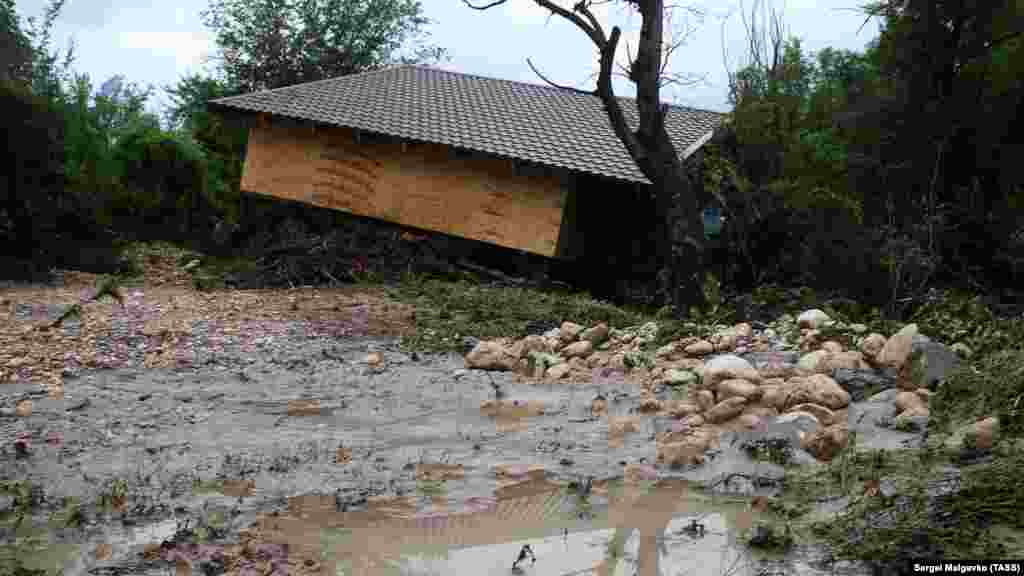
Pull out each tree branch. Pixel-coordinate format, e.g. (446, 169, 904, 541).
(461, 0, 511, 10)
(526, 58, 593, 94)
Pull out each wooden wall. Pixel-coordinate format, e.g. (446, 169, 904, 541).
(239, 117, 568, 257)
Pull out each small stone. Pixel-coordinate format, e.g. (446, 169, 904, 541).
(546, 362, 571, 379)
(696, 390, 715, 412)
(559, 321, 584, 343)
(562, 340, 594, 359)
(580, 323, 610, 345)
(797, 309, 831, 329)
(684, 340, 714, 356)
(664, 369, 697, 387)
(705, 396, 747, 424)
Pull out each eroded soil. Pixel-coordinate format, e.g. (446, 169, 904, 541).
(0, 266, 870, 576)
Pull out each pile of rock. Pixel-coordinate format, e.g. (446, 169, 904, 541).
(464, 309, 970, 465)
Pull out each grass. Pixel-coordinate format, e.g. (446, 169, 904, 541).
(382, 273, 654, 354)
(930, 349, 1024, 437)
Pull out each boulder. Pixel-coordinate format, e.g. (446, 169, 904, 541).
(893, 391, 927, 415)
(580, 323, 610, 345)
(696, 390, 716, 412)
(801, 423, 850, 461)
(831, 368, 897, 402)
(787, 403, 836, 426)
(559, 321, 584, 343)
(786, 374, 851, 410)
(877, 324, 918, 368)
(702, 355, 760, 389)
(562, 340, 594, 359)
(821, 341, 845, 354)
(706, 396, 747, 424)
(826, 351, 870, 371)
(861, 333, 888, 359)
(684, 340, 715, 356)
(736, 413, 764, 430)
(798, 350, 832, 373)
(546, 362, 572, 379)
(712, 332, 739, 353)
(666, 401, 700, 419)
(519, 335, 552, 357)
(716, 379, 761, 402)
(664, 369, 698, 387)
(734, 323, 754, 338)
(465, 341, 519, 371)
(797, 309, 831, 329)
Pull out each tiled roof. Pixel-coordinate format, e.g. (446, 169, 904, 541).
(209, 65, 725, 184)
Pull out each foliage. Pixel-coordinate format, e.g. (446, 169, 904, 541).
(200, 0, 447, 93)
(386, 274, 648, 353)
(930, 350, 1024, 438)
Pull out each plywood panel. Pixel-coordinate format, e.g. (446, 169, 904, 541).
(240, 120, 567, 257)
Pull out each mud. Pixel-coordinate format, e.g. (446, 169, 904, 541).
(1, 296, 894, 576)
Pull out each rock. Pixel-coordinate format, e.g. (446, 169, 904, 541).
(967, 416, 1000, 450)
(546, 362, 572, 380)
(734, 323, 753, 338)
(760, 385, 784, 411)
(737, 413, 764, 430)
(950, 342, 972, 359)
(797, 309, 831, 329)
(821, 341, 845, 354)
(580, 323, 610, 345)
(519, 335, 551, 357)
(861, 333, 888, 359)
(608, 354, 627, 372)
(586, 353, 607, 368)
(788, 403, 836, 426)
(364, 352, 384, 365)
(893, 408, 930, 431)
(655, 342, 678, 358)
(712, 332, 739, 353)
(638, 396, 663, 413)
(15, 399, 32, 417)
(826, 351, 869, 371)
(877, 324, 918, 368)
(609, 416, 640, 436)
(696, 390, 716, 412)
(717, 379, 761, 402)
(915, 388, 932, 401)
(460, 336, 481, 356)
(562, 340, 594, 359)
(666, 401, 700, 418)
(798, 350, 832, 373)
(664, 369, 698, 387)
(684, 340, 714, 356)
(590, 395, 609, 417)
(777, 411, 822, 430)
(801, 423, 850, 461)
(702, 355, 760, 389)
(786, 374, 851, 410)
(894, 391, 928, 415)
(706, 396, 747, 424)
(657, 442, 705, 467)
(831, 368, 897, 402)
(683, 414, 705, 428)
(907, 339, 961, 389)
(559, 321, 584, 343)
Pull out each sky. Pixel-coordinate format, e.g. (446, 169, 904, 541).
(13, 0, 882, 119)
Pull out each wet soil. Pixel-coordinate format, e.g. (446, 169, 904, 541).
(0, 273, 876, 576)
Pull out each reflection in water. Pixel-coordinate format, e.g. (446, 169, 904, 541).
(236, 477, 772, 576)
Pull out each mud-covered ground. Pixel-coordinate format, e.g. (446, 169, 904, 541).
(0, 269, 886, 576)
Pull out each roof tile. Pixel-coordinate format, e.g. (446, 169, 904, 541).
(210, 65, 725, 184)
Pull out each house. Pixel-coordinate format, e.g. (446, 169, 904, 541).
(208, 65, 725, 296)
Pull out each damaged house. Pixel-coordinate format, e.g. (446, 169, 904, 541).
(208, 65, 725, 302)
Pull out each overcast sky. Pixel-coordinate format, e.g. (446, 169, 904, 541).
(14, 0, 880, 119)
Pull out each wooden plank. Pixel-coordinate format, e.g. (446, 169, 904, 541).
(240, 120, 567, 257)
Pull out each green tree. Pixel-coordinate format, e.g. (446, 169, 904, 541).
(200, 0, 447, 93)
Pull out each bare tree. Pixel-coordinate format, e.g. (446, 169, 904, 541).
(464, 0, 710, 314)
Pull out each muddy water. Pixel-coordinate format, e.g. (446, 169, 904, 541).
(2, 334, 866, 576)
